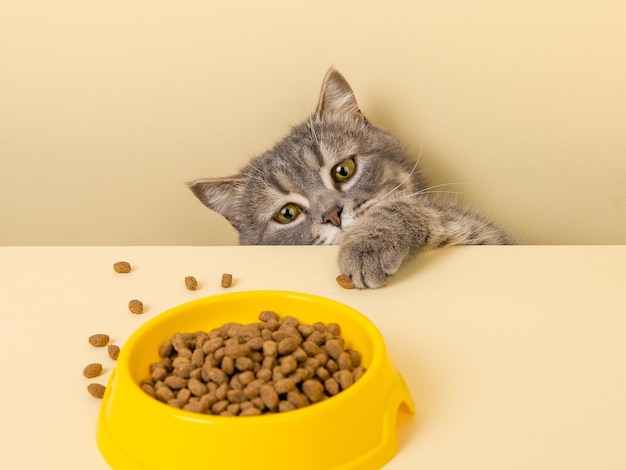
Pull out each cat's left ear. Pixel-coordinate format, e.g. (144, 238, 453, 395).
(187, 176, 245, 230)
(315, 68, 366, 122)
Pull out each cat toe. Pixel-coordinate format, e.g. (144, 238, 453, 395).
(338, 257, 391, 289)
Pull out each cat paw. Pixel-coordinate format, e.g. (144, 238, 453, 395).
(338, 232, 409, 289)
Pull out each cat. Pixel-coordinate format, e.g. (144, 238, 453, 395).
(189, 68, 516, 288)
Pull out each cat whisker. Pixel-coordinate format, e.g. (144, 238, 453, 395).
(404, 182, 472, 199)
(407, 189, 464, 197)
(365, 181, 468, 213)
(376, 141, 423, 202)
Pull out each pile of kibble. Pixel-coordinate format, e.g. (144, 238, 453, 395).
(140, 311, 366, 416)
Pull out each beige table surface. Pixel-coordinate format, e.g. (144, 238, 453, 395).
(1, 245, 625, 469)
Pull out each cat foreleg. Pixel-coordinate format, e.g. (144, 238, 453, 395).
(338, 197, 514, 288)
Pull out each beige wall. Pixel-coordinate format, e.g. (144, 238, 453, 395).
(1, 0, 625, 246)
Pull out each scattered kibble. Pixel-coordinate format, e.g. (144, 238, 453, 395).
(83, 363, 103, 378)
(88, 334, 110, 347)
(140, 311, 366, 416)
(113, 261, 132, 273)
(87, 383, 106, 399)
(221, 273, 233, 288)
(128, 299, 144, 314)
(336, 274, 355, 289)
(185, 276, 198, 290)
(108, 344, 120, 360)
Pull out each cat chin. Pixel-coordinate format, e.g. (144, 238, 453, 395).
(314, 217, 357, 246)
(315, 224, 343, 245)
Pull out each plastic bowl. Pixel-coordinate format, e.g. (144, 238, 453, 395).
(97, 291, 414, 469)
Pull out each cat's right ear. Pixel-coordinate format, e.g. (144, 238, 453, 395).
(187, 177, 244, 229)
(315, 68, 366, 122)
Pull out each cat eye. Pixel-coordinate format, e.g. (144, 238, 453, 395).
(331, 158, 356, 183)
(274, 203, 301, 224)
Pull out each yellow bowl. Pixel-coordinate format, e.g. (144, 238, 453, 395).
(97, 291, 414, 469)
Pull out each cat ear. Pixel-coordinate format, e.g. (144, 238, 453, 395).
(315, 68, 365, 121)
(187, 177, 245, 229)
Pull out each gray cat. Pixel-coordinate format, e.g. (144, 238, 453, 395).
(189, 69, 516, 288)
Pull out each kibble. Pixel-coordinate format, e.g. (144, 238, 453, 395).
(336, 274, 355, 289)
(128, 299, 144, 314)
(221, 273, 233, 288)
(274, 377, 295, 394)
(83, 363, 103, 378)
(140, 311, 366, 416)
(88, 333, 109, 347)
(287, 390, 309, 409)
(302, 379, 325, 403)
(279, 401, 296, 413)
(159, 340, 173, 358)
(212, 400, 229, 414)
(259, 384, 279, 411)
(277, 337, 299, 355)
(324, 377, 340, 396)
(141, 381, 156, 398)
(188, 378, 208, 397)
(87, 383, 106, 399)
(327, 323, 341, 335)
(280, 355, 298, 375)
(107, 344, 120, 360)
(240, 406, 262, 416)
(185, 276, 198, 290)
(164, 375, 187, 390)
(259, 310, 279, 322)
(155, 385, 174, 402)
(337, 351, 352, 370)
(113, 261, 132, 273)
(334, 369, 355, 390)
(325, 339, 343, 360)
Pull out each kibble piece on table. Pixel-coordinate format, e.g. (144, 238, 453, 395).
(113, 261, 132, 273)
(83, 363, 103, 378)
(128, 299, 144, 314)
(88, 334, 110, 347)
(185, 276, 198, 290)
(336, 274, 355, 289)
(221, 273, 233, 288)
(108, 344, 120, 360)
(87, 383, 106, 399)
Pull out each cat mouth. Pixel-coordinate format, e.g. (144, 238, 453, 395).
(316, 223, 343, 245)
(316, 214, 356, 245)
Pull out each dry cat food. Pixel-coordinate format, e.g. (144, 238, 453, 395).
(185, 276, 198, 290)
(113, 261, 132, 273)
(336, 274, 355, 289)
(140, 311, 366, 416)
(221, 273, 233, 288)
(128, 299, 144, 314)
(87, 383, 106, 399)
(108, 344, 120, 360)
(83, 363, 103, 378)
(88, 333, 110, 347)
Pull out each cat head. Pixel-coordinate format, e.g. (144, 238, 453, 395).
(188, 69, 422, 245)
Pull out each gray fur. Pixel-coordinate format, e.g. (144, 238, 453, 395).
(189, 69, 516, 288)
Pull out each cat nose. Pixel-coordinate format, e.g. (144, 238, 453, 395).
(322, 206, 342, 227)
